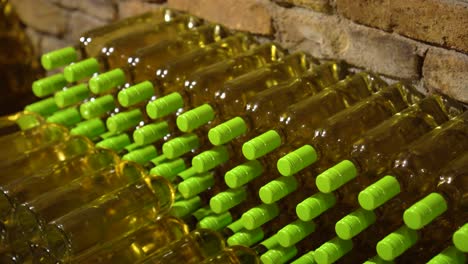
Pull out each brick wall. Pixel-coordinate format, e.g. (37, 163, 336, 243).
(11, 0, 468, 103)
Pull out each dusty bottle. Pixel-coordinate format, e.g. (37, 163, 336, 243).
(239, 72, 387, 162)
(208, 61, 348, 147)
(40, 8, 181, 70)
(32, 174, 175, 262)
(71, 216, 189, 264)
(137, 228, 225, 264)
(62, 15, 201, 83)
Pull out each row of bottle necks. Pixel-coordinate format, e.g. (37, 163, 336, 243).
(2, 7, 467, 264)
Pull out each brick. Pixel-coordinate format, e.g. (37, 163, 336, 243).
(336, 0, 391, 30)
(117, 0, 163, 19)
(274, 6, 421, 79)
(336, 0, 468, 53)
(78, 0, 117, 21)
(11, 0, 68, 35)
(168, 0, 273, 34)
(66, 11, 108, 42)
(423, 48, 468, 103)
(41, 35, 69, 54)
(273, 0, 332, 13)
(391, 0, 468, 53)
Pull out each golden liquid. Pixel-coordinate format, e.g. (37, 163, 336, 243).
(36, 175, 174, 262)
(0, 136, 94, 185)
(0, 123, 67, 163)
(129, 24, 228, 84)
(0, 111, 43, 137)
(104, 16, 200, 70)
(201, 246, 260, 264)
(182, 43, 285, 108)
(72, 216, 188, 264)
(80, 8, 180, 58)
(151, 33, 256, 95)
(0, 148, 118, 221)
(139, 229, 225, 264)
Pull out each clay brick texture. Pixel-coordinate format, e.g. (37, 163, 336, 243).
(11, 0, 468, 103)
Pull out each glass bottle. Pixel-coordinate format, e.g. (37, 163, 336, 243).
(0, 135, 94, 184)
(0, 148, 119, 222)
(40, 8, 181, 70)
(161, 53, 312, 161)
(71, 216, 189, 264)
(62, 15, 201, 83)
(10, 160, 146, 245)
(207, 61, 347, 147)
(238, 72, 387, 162)
(200, 246, 260, 264)
(85, 24, 228, 97)
(137, 228, 225, 264)
(32, 174, 175, 262)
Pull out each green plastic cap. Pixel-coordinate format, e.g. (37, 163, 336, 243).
(277, 145, 318, 176)
(176, 104, 215, 132)
(376, 226, 419, 261)
(242, 130, 281, 160)
(316, 160, 357, 193)
(210, 188, 247, 214)
(291, 251, 316, 264)
(192, 146, 229, 173)
(106, 109, 143, 133)
(403, 192, 447, 230)
(46, 107, 81, 126)
(133, 121, 169, 146)
(32, 73, 68, 97)
(335, 208, 376, 240)
(225, 160, 264, 188)
(146, 92, 184, 119)
(55, 83, 90, 108)
(118, 81, 154, 107)
(25, 97, 59, 116)
(208, 117, 247, 145)
(259, 176, 298, 204)
(80, 95, 115, 120)
(41, 47, 78, 70)
(227, 228, 264, 247)
(96, 134, 131, 152)
(359, 176, 401, 210)
(261, 234, 280, 250)
(277, 220, 316, 247)
(177, 167, 199, 181)
(150, 154, 168, 166)
(122, 145, 158, 165)
(363, 256, 394, 264)
(178, 172, 214, 199)
(428, 246, 466, 264)
(16, 113, 42, 130)
(296, 192, 336, 221)
(198, 212, 233, 231)
(453, 223, 468, 252)
(314, 237, 353, 264)
(150, 158, 186, 182)
(241, 203, 279, 230)
(162, 134, 200, 159)
(89, 69, 126, 94)
(63, 58, 100, 82)
(261, 246, 298, 264)
(170, 196, 202, 218)
(70, 119, 106, 138)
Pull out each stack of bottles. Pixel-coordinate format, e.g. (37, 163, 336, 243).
(1, 7, 467, 264)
